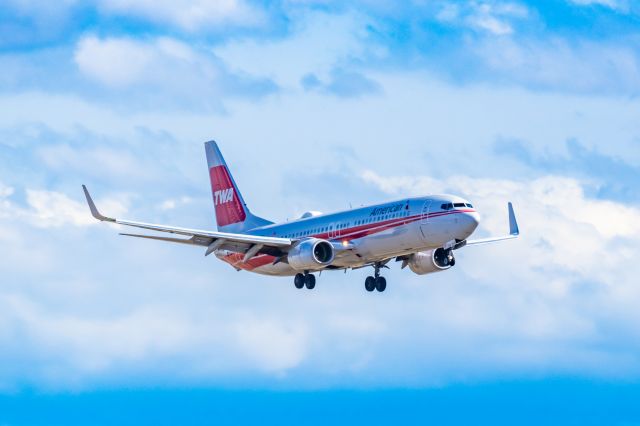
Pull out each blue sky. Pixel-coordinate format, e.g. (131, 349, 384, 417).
(1, 0, 640, 424)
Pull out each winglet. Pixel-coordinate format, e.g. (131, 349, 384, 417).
(82, 185, 115, 222)
(508, 202, 519, 236)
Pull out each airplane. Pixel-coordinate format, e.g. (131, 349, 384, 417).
(82, 140, 519, 293)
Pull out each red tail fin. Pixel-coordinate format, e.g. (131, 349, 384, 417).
(205, 141, 272, 232)
(209, 164, 246, 227)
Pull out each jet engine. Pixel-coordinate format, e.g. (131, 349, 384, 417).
(287, 238, 335, 271)
(407, 248, 455, 275)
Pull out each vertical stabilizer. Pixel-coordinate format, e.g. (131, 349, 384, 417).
(205, 141, 273, 233)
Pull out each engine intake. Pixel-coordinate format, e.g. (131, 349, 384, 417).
(408, 248, 455, 275)
(287, 238, 335, 271)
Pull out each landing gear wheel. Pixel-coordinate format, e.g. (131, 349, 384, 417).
(365, 276, 375, 292)
(375, 276, 387, 292)
(304, 274, 316, 289)
(294, 273, 305, 289)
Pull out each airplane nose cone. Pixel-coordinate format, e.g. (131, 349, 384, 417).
(463, 211, 480, 235)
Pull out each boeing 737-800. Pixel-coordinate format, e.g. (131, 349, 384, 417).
(83, 140, 519, 292)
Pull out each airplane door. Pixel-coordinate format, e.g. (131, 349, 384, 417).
(329, 223, 338, 239)
(420, 200, 431, 239)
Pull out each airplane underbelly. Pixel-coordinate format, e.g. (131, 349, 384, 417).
(252, 263, 298, 276)
(216, 251, 298, 276)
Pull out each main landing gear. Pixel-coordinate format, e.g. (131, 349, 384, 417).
(365, 262, 387, 293)
(294, 272, 316, 290)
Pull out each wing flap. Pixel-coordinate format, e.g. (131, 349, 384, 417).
(120, 233, 210, 246)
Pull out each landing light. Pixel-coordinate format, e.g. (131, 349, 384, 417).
(342, 240, 349, 247)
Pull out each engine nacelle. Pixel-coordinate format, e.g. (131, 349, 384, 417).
(287, 238, 335, 271)
(408, 248, 455, 275)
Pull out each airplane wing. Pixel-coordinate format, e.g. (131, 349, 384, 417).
(82, 185, 293, 258)
(465, 202, 519, 246)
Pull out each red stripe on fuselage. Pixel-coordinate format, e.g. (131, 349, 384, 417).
(221, 209, 475, 272)
(333, 208, 474, 241)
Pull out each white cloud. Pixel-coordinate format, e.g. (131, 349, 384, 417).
(26, 190, 98, 228)
(97, 0, 263, 31)
(436, 1, 530, 36)
(74, 36, 207, 89)
(73, 34, 276, 108)
(0, 293, 309, 385)
(215, 11, 375, 88)
(0, 185, 127, 229)
(2, 295, 197, 373)
(470, 14, 513, 35)
(471, 37, 640, 93)
(0, 183, 14, 199)
(569, 0, 628, 11)
(159, 197, 193, 211)
(233, 318, 308, 373)
(74, 36, 156, 87)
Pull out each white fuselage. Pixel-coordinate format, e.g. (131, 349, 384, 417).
(215, 194, 480, 275)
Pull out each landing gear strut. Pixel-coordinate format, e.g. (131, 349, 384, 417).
(365, 262, 387, 293)
(294, 272, 316, 290)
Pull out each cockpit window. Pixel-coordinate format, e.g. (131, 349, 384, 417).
(441, 203, 453, 210)
(453, 202, 466, 208)
(466, 203, 473, 208)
